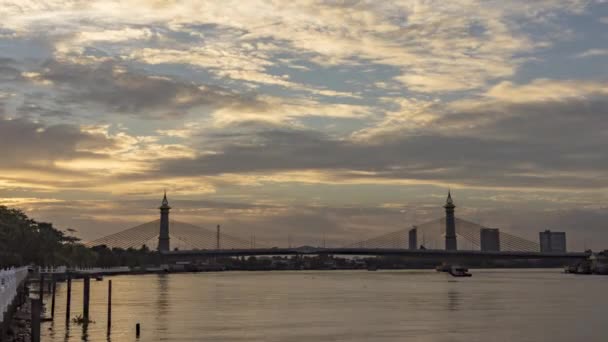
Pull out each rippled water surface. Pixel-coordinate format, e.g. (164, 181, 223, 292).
(41, 270, 607, 341)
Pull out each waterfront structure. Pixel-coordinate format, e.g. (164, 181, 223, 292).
(444, 191, 457, 251)
(480, 228, 500, 252)
(158, 192, 171, 252)
(409, 226, 417, 250)
(539, 230, 566, 253)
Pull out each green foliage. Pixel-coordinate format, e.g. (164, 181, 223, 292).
(0, 205, 161, 268)
(90, 244, 160, 267)
(0, 205, 97, 267)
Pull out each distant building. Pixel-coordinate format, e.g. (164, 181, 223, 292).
(408, 226, 417, 250)
(539, 230, 566, 253)
(480, 228, 500, 252)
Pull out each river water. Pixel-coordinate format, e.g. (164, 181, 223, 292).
(41, 270, 607, 342)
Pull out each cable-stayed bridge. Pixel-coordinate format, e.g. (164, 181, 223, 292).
(86, 193, 591, 262)
(86, 219, 260, 250)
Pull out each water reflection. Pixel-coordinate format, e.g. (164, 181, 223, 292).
(41, 270, 608, 342)
(447, 289, 461, 311)
(154, 274, 170, 338)
(156, 274, 170, 314)
(81, 322, 88, 342)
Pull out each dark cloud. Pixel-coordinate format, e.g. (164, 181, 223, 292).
(0, 117, 114, 168)
(0, 57, 23, 82)
(150, 93, 608, 189)
(17, 101, 72, 119)
(30, 59, 260, 117)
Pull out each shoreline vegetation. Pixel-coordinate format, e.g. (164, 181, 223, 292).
(0, 205, 159, 269)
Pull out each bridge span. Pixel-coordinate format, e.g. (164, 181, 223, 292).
(88, 192, 599, 265)
(163, 247, 590, 261)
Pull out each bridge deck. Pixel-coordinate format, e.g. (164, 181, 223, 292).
(163, 247, 589, 260)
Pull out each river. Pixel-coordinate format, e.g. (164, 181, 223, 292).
(41, 269, 607, 341)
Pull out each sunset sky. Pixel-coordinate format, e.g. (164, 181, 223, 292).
(1, 1, 607, 249)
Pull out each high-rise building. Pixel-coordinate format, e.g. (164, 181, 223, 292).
(480, 228, 500, 252)
(158, 191, 171, 252)
(444, 191, 457, 251)
(539, 230, 566, 253)
(408, 226, 417, 250)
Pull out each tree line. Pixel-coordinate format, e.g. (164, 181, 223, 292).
(0, 205, 157, 268)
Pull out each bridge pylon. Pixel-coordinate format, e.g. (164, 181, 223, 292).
(158, 191, 171, 252)
(444, 191, 457, 251)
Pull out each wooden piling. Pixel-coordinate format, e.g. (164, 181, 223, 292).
(136, 323, 141, 338)
(39, 274, 44, 300)
(31, 298, 41, 342)
(65, 275, 72, 324)
(107, 280, 112, 334)
(51, 278, 56, 319)
(83, 276, 90, 323)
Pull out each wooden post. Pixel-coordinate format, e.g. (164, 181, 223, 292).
(51, 278, 56, 319)
(31, 299, 41, 342)
(65, 275, 72, 324)
(107, 280, 112, 335)
(136, 323, 141, 338)
(83, 276, 90, 323)
(39, 274, 44, 300)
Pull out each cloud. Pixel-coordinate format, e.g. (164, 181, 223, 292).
(2, 0, 608, 247)
(2, 0, 593, 95)
(0, 57, 23, 82)
(0, 117, 114, 168)
(576, 48, 608, 58)
(210, 96, 372, 127)
(146, 79, 608, 191)
(0, 117, 203, 195)
(76, 27, 156, 43)
(483, 79, 608, 103)
(28, 58, 254, 117)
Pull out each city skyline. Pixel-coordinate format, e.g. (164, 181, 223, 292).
(1, 1, 607, 249)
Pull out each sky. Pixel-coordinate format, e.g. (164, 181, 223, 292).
(1, 0, 607, 250)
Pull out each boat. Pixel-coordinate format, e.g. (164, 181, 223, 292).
(448, 266, 472, 277)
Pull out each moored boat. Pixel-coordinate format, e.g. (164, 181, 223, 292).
(448, 266, 472, 277)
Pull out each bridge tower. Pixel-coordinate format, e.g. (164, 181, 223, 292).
(408, 226, 418, 250)
(158, 191, 171, 252)
(444, 191, 457, 250)
(216, 224, 221, 250)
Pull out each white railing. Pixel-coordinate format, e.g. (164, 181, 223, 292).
(75, 266, 131, 274)
(38, 266, 67, 274)
(0, 267, 29, 324)
(39, 266, 131, 275)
